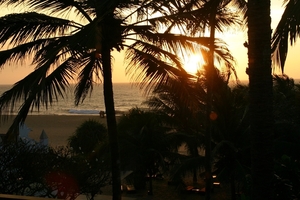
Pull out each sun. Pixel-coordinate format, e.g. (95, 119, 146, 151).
(183, 53, 205, 74)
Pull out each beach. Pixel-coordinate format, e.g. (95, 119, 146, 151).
(0, 115, 107, 147)
(0, 114, 232, 199)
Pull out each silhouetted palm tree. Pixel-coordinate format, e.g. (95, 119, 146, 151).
(183, 1, 247, 198)
(272, 75, 300, 199)
(118, 108, 178, 195)
(248, 0, 300, 198)
(146, 66, 250, 198)
(210, 79, 250, 200)
(0, 0, 244, 199)
(146, 77, 206, 184)
(0, 1, 218, 199)
(247, 0, 274, 199)
(273, 75, 300, 123)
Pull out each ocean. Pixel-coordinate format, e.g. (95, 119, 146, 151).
(0, 83, 147, 116)
(1, 77, 298, 116)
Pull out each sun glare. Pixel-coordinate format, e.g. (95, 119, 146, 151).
(183, 54, 205, 74)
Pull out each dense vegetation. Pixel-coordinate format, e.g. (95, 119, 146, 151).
(1, 75, 300, 200)
(0, 141, 110, 200)
(0, 0, 300, 199)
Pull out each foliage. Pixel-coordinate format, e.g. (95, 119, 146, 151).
(0, 141, 110, 200)
(145, 77, 206, 184)
(272, 76, 300, 199)
(145, 68, 251, 195)
(0, 0, 240, 136)
(68, 119, 108, 155)
(274, 155, 300, 200)
(273, 74, 300, 124)
(143, 71, 300, 198)
(118, 108, 177, 189)
(0, 2, 240, 197)
(271, 0, 300, 70)
(0, 1, 242, 198)
(0, 141, 56, 197)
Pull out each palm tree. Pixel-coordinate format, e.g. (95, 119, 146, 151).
(0, 1, 240, 199)
(271, 0, 300, 70)
(178, 0, 247, 198)
(252, 0, 300, 197)
(145, 76, 206, 185)
(247, 0, 274, 199)
(146, 64, 250, 197)
(210, 80, 250, 199)
(142, 4, 246, 199)
(273, 75, 300, 123)
(271, 75, 300, 199)
(117, 108, 177, 195)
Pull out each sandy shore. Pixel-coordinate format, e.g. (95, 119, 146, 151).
(0, 115, 108, 147)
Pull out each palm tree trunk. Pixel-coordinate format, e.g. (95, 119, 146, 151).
(102, 45, 122, 200)
(204, 58, 213, 200)
(247, 0, 274, 199)
(205, 1, 217, 199)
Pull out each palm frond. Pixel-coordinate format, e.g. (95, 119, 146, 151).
(75, 53, 102, 105)
(0, 12, 80, 46)
(0, 57, 78, 136)
(126, 29, 209, 63)
(142, 33, 210, 53)
(125, 44, 191, 91)
(32, 21, 101, 67)
(0, 28, 93, 69)
(143, 0, 241, 35)
(0, 39, 47, 68)
(271, 0, 300, 70)
(146, 77, 204, 115)
(213, 40, 236, 72)
(127, 38, 182, 65)
(225, 0, 247, 15)
(129, 27, 234, 66)
(32, 37, 81, 67)
(1, 0, 94, 22)
(5, 95, 37, 140)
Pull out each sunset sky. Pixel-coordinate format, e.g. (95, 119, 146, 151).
(0, 0, 299, 85)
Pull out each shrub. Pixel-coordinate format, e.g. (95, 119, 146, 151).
(0, 141, 110, 200)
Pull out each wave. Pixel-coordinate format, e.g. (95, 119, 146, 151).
(68, 109, 127, 116)
(68, 109, 100, 115)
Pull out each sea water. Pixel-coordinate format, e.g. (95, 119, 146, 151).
(0, 83, 147, 115)
(1, 78, 298, 116)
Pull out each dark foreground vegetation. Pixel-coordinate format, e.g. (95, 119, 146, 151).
(0, 0, 300, 199)
(1, 75, 300, 200)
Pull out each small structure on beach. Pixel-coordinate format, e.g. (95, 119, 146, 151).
(0, 123, 49, 147)
(39, 130, 48, 146)
(18, 124, 49, 147)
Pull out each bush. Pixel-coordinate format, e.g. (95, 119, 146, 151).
(68, 119, 108, 156)
(0, 141, 110, 200)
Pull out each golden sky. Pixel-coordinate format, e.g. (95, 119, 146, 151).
(0, 0, 299, 85)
